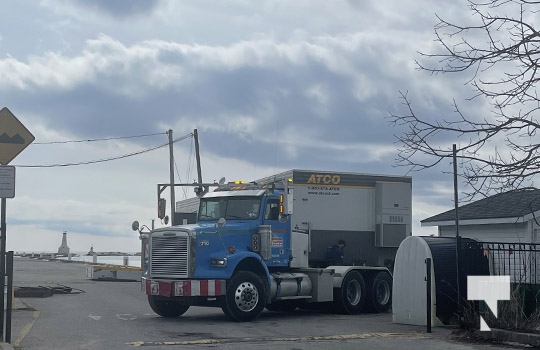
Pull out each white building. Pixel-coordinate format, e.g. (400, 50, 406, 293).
(422, 188, 540, 283)
(422, 188, 540, 243)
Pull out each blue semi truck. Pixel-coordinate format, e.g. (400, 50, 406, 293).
(139, 169, 412, 321)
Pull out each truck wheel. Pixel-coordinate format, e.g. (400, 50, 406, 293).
(222, 271, 267, 322)
(333, 271, 366, 314)
(147, 295, 190, 317)
(364, 271, 392, 313)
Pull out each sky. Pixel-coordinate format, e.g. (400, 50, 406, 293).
(0, 0, 487, 253)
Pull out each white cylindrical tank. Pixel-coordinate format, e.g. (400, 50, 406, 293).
(392, 236, 442, 326)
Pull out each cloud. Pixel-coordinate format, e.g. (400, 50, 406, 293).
(0, 32, 425, 166)
(0, 32, 416, 93)
(42, 0, 161, 18)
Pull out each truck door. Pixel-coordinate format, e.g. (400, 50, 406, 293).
(262, 198, 290, 266)
(264, 199, 280, 221)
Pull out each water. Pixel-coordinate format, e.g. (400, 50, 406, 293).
(54, 254, 142, 268)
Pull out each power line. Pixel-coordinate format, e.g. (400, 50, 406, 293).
(174, 137, 196, 199)
(32, 132, 167, 145)
(14, 133, 193, 168)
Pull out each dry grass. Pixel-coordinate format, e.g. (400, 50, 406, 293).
(462, 284, 540, 333)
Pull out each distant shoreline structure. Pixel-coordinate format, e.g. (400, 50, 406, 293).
(86, 246, 141, 256)
(13, 234, 142, 258)
(85, 251, 134, 256)
(13, 252, 142, 268)
(14, 251, 141, 258)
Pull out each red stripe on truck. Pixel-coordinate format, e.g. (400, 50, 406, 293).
(143, 278, 226, 297)
(200, 280, 208, 295)
(215, 280, 222, 295)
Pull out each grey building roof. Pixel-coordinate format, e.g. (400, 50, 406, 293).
(176, 196, 200, 213)
(421, 188, 540, 223)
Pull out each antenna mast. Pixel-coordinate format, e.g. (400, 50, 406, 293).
(168, 129, 175, 226)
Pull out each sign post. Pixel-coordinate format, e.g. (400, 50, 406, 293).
(0, 107, 34, 342)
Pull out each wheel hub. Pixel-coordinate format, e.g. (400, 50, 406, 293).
(346, 280, 361, 306)
(376, 281, 390, 304)
(234, 282, 259, 312)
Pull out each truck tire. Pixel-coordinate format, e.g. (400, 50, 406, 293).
(221, 271, 267, 322)
(147, 295, 190, 317)
(364, 271, 392, 313)
(333, 271, 366, 314)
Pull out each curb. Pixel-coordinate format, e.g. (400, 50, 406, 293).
(475, 328, 540, 347)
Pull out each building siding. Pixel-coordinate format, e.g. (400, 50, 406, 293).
(438, 222, 529, 243)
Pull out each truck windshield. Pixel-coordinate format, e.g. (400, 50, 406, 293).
(198, 196, 261, 221)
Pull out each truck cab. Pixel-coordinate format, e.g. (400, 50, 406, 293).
(142, 183, 299, 321)
(196, 188, 291, 270)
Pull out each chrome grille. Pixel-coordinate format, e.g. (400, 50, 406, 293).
(150, 234, 189, 278)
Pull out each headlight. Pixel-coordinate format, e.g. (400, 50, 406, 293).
(210, 257, 227, 267)
(143, 245, 149, 273)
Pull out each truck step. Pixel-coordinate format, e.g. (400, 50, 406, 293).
(274, 295, 312, 300)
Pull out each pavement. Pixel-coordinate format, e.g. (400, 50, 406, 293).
(1, 257, 540, 349)
(476, 328, 540, 348)
(1, 295, 42, 350)
(0, 298, 25, 349)
(0, 341, 13, 349)
(2, 295, 540, 350)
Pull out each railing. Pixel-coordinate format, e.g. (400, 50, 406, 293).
(461, 241, 540, 285)
(461, 241, 540, 315)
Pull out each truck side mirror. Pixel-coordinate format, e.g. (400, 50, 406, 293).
(217, 217, 226, 228)
(158, 198, 167, 219)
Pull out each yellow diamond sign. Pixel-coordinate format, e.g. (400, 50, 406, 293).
(0, 107, 35, 165)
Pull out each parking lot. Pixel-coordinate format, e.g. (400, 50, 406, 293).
(5, 258, 518, 349)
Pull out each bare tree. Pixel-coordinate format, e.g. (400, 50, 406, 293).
(390, 0, 540, 200)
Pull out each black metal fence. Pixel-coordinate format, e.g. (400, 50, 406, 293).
(461, 240, 540, 314)
(461, 241, 540, 285)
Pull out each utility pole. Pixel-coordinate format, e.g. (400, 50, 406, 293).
(194, 129, 203, 185)
(0, 198, 5, 340)
(168, 129, 175, 226)
(453, 144, 461, 326)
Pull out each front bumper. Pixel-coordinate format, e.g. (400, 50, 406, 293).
(142, 277, 226, 298)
